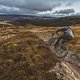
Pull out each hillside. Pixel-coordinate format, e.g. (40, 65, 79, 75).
(0, 31, 59, 80)
(0, 21, 80, 80)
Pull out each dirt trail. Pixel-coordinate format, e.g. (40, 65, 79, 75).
(40, 35, 80, 80)
(64, 62, 80, 80)
(48, 45, 80, 80)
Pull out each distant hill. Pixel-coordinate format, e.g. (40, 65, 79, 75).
(0, 15, 80, 26)
(0, 14, 56, 21)
(11, 16, 80, 27)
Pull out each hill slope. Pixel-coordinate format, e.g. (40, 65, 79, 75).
(0, 21, 80, 80)
(0, 31, 80, 80)
(0, 32, 59, 80)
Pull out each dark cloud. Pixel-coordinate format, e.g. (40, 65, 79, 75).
(55, 9, 75, 14)
(0, 0, 79, 15)
(0, 0, 61, 11)
(66, 3, 72, 6)
(0, 5, 21, 14)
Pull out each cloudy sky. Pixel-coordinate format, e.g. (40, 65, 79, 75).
(0, 0, 80, 16)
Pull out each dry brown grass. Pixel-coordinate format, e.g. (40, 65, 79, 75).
(34, 26, 80, 54)
(0, 24, 79, 53)
(0, 31, 58, 80)
(0, 21, 80, 80)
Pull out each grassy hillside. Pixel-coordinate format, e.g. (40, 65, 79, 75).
(0, 21, 80, 80)
(0, 31, 59, 80)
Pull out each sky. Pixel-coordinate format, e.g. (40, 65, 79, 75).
(0, 0, 80, 16)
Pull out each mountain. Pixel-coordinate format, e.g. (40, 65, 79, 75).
(10, 15, 80, 27)
(0, 14, 56, 20)
(0, 14, 80, 27)
(0, 13, 80, 21)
